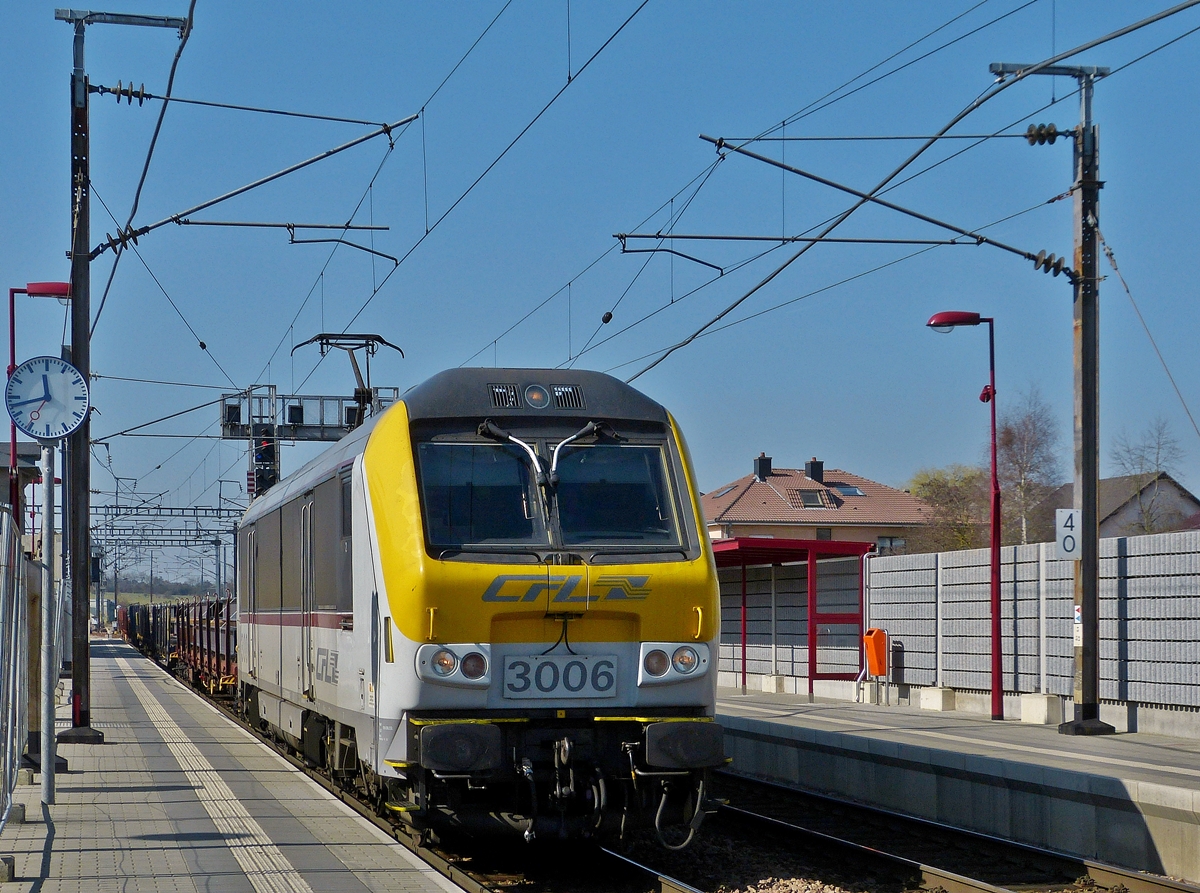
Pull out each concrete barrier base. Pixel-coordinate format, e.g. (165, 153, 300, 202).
(720, 711, 1200, 884)
(919, 687, 955, 711)
(1021, 693, 1063, 724)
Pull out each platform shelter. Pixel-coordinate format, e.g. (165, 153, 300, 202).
(711, 537, 874, 696)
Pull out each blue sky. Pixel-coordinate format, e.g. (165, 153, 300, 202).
(3, 2, 1200, 574)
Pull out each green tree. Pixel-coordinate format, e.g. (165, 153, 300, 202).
(906, 464, 988, 553)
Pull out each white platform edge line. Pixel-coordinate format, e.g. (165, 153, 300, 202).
(716, 699, 1200, 784)
(110, 650, 464, 893)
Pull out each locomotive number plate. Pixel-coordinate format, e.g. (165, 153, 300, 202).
(502, 655, 617, 699)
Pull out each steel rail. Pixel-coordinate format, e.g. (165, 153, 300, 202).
(722, 803, 1013, 893)
(132, 641, 699, 893)
(717, 770, 1200, 893)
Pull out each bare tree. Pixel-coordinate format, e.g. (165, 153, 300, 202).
(995, 387, 1062, 544)
(906, 465, 988, 553)
(1110, 416, 1186, 533)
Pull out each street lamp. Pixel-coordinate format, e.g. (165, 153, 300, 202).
(7, 281, 72, 520)
(927, 310, 1003, 721)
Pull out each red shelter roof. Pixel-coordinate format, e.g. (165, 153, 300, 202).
(711, 536, 873, 568)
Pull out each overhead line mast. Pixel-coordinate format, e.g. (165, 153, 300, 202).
(55, 5, 189, 746)
(991, 61, 1115, 736)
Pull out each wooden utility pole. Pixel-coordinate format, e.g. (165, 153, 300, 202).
(55, 8, 189, 743)
(989, 61, 1114, 734)
(1061, 69, 1115, 735)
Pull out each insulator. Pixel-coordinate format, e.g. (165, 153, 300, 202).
(138, 83, 146, 106)
(602, 311, 613, 324)
(115, 80, 122, 103)
(1034, 250, 1047, 270)
(1052, 256, 1065, 276)
(1026, 123, 1059, 146)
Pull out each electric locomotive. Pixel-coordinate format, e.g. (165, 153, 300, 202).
(237, 368, 723, 845)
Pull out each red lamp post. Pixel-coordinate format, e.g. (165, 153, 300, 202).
(7, 281, 72, 525)
(927, 310, 1003, 721)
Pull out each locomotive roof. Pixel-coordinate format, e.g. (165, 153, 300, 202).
(403, 367, 669, 423)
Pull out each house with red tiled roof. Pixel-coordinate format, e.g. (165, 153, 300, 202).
(702, 453, 932, 554)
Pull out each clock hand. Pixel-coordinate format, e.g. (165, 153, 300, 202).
(9, 395, 46, 407)
(41, 374, 51, 403)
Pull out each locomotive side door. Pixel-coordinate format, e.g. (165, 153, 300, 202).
(246, 527, 257, 680)
(301, 494, 316, 699)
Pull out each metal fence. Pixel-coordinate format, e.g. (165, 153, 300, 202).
(0, 510, 29, 833)
(865, 530, 1200, 709)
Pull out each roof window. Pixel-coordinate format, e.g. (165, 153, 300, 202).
(796, 490, 825, 508)
(832, 484, 865, 497)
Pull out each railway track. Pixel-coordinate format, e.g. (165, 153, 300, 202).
(163, 659, 1200, 893)
(192, 677, 699, 893)
(683, 771, 1200, 893)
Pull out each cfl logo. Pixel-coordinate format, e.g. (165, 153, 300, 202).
(481, 574, 651, 603)
(315, 648, 340, 685)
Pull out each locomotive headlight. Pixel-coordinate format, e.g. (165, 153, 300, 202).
(460, 652, 487, 679)
(672, 646, 699, 674)
(643, 649, 670, 677)
(431, 649, 458, 676)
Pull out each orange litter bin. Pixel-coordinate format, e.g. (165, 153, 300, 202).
(863, 628, 888, 678)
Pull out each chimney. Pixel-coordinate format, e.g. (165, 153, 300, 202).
(805, 457, 824, 483)
(753, 452, 772, 482)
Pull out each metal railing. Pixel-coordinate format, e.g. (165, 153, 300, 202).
(0, 509, 29, 833)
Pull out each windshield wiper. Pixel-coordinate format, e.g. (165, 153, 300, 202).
(549, 421, 617, 486)
(477, 419, 547, 486)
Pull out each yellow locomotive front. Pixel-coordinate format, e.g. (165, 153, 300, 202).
(365, 368, 723, 845)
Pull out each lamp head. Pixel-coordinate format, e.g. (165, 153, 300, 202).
(25, 282, 71, 299)
(927, 310, 981, 333)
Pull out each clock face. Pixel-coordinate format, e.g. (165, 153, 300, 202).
(5, 356, 91, 441)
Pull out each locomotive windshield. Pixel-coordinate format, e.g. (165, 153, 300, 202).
(417, 436, 683, 555)
(555, 445, 680, 546)
(419, 443, 543, 546)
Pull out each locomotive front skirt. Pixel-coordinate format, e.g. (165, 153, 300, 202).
(237, 367, 724, 845)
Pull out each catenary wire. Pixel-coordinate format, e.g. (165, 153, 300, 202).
(294, 1, 651, 394)
(479, 86, 1078, 375)
(606, 193, 1087, 375)
(459, 154, 724, 366)
(89, 85, 386, 126)
(625, 1, 1200, 383)
(768, 0, 1039, 138)
(91, 0, 197, 336)
(92, 374, 237, 391)
(250, 141, 399, 385)
(256, 2, 516, 386)
(604, 19, 1198, 373)
(92, 183, 239, 388)
(464, 2, 1032, 371)
(335, 1, 651, 337)
(96, 393, 235, 441)
(1097, 229, 1200, 445)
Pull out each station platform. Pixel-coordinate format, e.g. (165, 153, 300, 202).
(716, 687, 1200, 885)
(0, 640, 460, 893)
